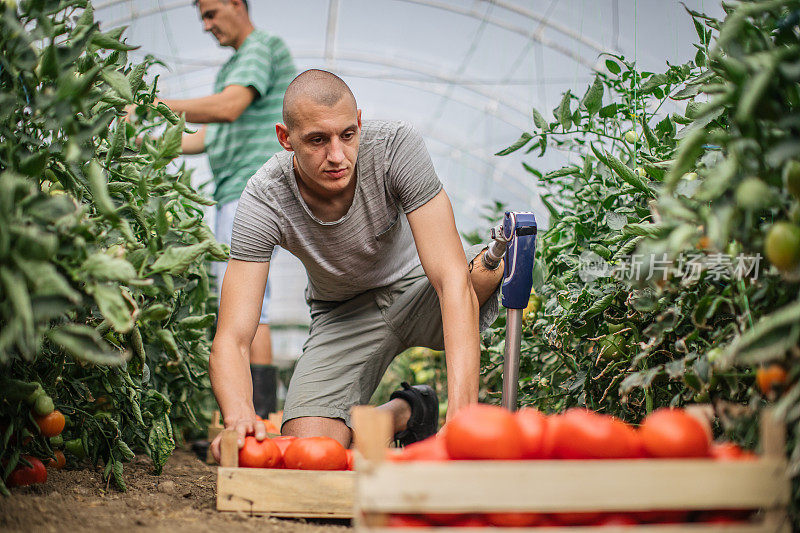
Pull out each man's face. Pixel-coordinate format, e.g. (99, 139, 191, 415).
(281, 97, 361, 199)
(196, 0, 241, 47)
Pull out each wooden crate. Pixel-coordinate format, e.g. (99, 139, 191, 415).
(215, 428, 355, 518)
(351, 407, 792, 532)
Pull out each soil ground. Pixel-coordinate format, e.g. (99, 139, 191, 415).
(0, 448, 352, 533)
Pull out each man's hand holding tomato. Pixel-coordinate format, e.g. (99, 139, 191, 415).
(209, 415, 269, 463)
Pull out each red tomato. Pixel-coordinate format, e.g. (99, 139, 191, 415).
(238, 436, 281, 468)
(540, 414, 562, 459)
(551, 409, 640, 459)
(444, 404, 524, 460)
(598, 513, 639, 525)
(385, 448, 404, 462)
(449, 514, 488, 527)
(710, 442, 750, 460)
(552, 511, 605, 526)
(270, 435, 297, 468)
(283, 437, 348, 470)
(7, 455, 47, 487)
(423, 513, 467, 526)
(632, 510, 690, 523)
(640, 408, 710, 458)
(35, 410, 65, 438)
(396, 435, 449, 462)
(485, 511, 542, 527)
(516, 408, 547, 459)
(47, 450, 66, 470)
(345, 449, 355, 471)
(386, 514, 429, 527)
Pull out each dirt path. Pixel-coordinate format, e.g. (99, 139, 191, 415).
(0, 449, 352, 533)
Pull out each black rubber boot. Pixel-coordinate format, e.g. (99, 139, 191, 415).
(251, 364, 277, 418)
(390, 382, 439, 447)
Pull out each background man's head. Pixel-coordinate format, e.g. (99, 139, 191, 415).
(194, 0, 251, 49)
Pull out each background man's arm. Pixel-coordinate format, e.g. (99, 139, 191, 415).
(406, 189, 480, 419)
(209, 259, 270, 461)
(160, 84, 256, 124)
(181, 125, 206, 155)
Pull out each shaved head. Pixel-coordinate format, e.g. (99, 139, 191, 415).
(282, 69, 357, 130)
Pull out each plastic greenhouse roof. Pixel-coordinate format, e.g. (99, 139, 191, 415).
(93, 0, 724, 332)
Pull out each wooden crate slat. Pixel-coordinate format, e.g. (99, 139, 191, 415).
(217, 467, 355, 516)
(357, 459, 789, 513)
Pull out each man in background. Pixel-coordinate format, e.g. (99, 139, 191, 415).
(157, 0, 296, 416)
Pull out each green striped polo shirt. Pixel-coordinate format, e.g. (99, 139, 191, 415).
(205, 29, 296, 205)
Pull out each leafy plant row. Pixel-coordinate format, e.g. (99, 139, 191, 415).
(1, 0, 225, 492)
(487, 0, 800, 509)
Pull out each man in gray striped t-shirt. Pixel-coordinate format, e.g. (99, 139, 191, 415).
(160, 0, 296, 419)
(209, 70, 503, 460)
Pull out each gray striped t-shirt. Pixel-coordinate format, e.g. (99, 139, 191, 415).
(230, 120, 443, 303)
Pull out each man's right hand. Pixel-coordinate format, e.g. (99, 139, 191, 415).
(209, 415, 269, 463)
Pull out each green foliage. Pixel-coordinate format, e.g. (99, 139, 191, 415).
(490, 0, 800, 459)
(0, 0, 224, 492)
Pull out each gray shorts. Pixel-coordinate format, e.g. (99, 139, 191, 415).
(281, 244, 499, 428)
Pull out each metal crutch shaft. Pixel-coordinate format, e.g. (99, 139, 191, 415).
(496, 212, 537, 411)
(501, 308, 523, 410)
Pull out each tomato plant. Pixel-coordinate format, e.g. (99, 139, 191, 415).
(282, 437, 348, 471)
(487, 1, 800, 523)
(0, 0, 224, 494)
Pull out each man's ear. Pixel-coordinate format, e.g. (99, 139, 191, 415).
(357, 109, 362, 129)
(275, 123, 293, 151)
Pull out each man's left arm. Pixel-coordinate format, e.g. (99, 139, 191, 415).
(159, 84, 255, 124)
(406, 189, 480, 419)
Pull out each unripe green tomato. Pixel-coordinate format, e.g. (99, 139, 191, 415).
(694, 392, 710, 403)
(764, 222, 800, 272)
(64, 438, 86, 459)
(624, 130, 639, 143)
(789, 204, 800, 225)
(784, 160, 800, 199)
(725, 241, 741, 258)
(50, 435, 63, 448)
(65, 141, 81, 162)
(608, 322, 626, 334)
(598, 335, 627, 359)
(735, 178, 775, 211)
(25, 384, 45, 405)
(707, 347, 723, 364)
(33, 395, 54, 417)
(682, 172, 698, 181)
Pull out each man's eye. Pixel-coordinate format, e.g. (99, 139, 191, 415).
(342, 132, 354, 140)
(310, 138, 323, 144)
